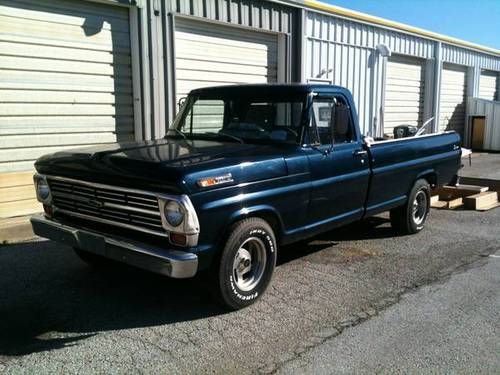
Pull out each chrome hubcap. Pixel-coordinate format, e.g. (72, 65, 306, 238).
(232, 237, 267, 292)
(412, 190, 428, 225)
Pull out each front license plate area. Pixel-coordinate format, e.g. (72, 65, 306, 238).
(75, 231, 106, 256)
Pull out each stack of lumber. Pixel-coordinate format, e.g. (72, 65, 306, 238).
(431, 184, 500, 211)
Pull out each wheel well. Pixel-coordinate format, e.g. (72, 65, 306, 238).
(419, 172, 437, 188)
(227, 210, 283, 245)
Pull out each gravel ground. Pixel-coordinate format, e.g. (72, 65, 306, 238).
(0, 207, 499, 374)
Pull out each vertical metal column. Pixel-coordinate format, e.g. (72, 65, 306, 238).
(432, 42, 442, 133)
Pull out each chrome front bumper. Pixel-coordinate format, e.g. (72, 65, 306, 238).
(30, 215, 198, 278)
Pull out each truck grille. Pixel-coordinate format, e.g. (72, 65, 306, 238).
(47, 177, 166, 237)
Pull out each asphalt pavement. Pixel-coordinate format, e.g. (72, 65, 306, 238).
(0, 207, 499, 373)
(278, 250, 500, 374)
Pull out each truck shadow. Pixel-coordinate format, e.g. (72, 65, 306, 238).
(0, 216, 394, 357)
(278, 216, 395, 265)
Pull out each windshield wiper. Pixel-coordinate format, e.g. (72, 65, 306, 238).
(165, 128, 187, 140)
(206, 132, 244, 144)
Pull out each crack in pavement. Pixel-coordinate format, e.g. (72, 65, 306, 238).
(258, 248, 497, 375)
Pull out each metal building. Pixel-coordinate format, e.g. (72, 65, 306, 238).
(1, 0, 499, 219)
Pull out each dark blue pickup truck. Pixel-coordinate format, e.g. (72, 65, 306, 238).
(31, 84, 461, 309)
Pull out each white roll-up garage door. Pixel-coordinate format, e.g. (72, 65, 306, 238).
(439, 64, 467, 135)
(383, 56, 425, 136)
(0, 0, 134, 218)
(174, 18, 280, 107)
(478, 70, 499, 101)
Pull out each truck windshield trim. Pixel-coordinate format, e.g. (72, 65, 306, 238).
(168, 93, 308, 145)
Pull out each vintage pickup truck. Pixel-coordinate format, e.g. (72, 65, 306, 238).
(31, 84, 461, 309)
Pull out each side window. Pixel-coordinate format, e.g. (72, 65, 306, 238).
(312, 97, 335, 145)
(312, 96, 354, 145)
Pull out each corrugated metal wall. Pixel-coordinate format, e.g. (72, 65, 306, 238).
(164, 0, 293, 33)
(303, 9, 500, 137)
(442, 44, 500, 71)
(303, 11, 435, 135)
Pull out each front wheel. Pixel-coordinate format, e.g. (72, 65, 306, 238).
(390, 179, 431, 235)
(214, 218, 277, 310)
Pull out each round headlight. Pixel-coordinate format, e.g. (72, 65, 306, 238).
(164, 200, 184, 227)
(37, 179, 50, 202)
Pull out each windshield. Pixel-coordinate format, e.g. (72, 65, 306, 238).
(168, 93, 306, 144)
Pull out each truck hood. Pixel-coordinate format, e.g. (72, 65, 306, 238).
(34, 138, 290, 193)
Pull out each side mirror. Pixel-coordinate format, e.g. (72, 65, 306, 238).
(364, 136, 374, 147)
(178, 96, 187, 109)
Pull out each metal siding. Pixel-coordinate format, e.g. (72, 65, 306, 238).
(478, 71, 499, 101)
(304, 11, 434, 135)
(165, 0, 292, 33)
(439, 64, 467, 136)
(383, 56, 426, 135)
(442, 44, 500, 71)
(0, 0, 134, 173)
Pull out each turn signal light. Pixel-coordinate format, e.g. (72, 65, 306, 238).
(170, 233, 187, 247)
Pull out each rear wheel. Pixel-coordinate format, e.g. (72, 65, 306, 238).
(390, 179, 430, 235)
(213, 218, 277, 310)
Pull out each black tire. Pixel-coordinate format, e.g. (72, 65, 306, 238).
(73, 247, 111, 267)
(213, 217, 277, 310)
(390, 179, 431, 235)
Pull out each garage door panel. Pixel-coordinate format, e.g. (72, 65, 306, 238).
(176, 52, 277, 70)
(0, 56, 130, 77)
(0, 41, 131, 65)
(0, 1, 129, 30)
(0, 0, 134, 182)
(384, 56, 425, 134)
(176, 70, 276, 84)
(0, 103, 133, 116)
(1, 90, 133, 105)
(175, 57, 274, 75)
(385, 113, 422, 122)
(176, 31, 277, 52)
(385, 91, 423, 101)
(176, 43, 276, 65)
(0, 144, 116, 164)
(175, 18, 279, 109)
(479, 71, 498, 100)
(175, 24, 279, 45)
(0, 70, 132, 92)
(0, 15, 131, 52)
(439, 64, 466, 135)
(1, 132, 122, 150)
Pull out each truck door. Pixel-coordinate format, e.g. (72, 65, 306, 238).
(304, 94, 370, 227)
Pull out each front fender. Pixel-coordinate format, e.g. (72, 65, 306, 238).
(226, 205, 285, 235)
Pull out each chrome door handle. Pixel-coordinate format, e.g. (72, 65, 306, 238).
(353, 150, 367, 156)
